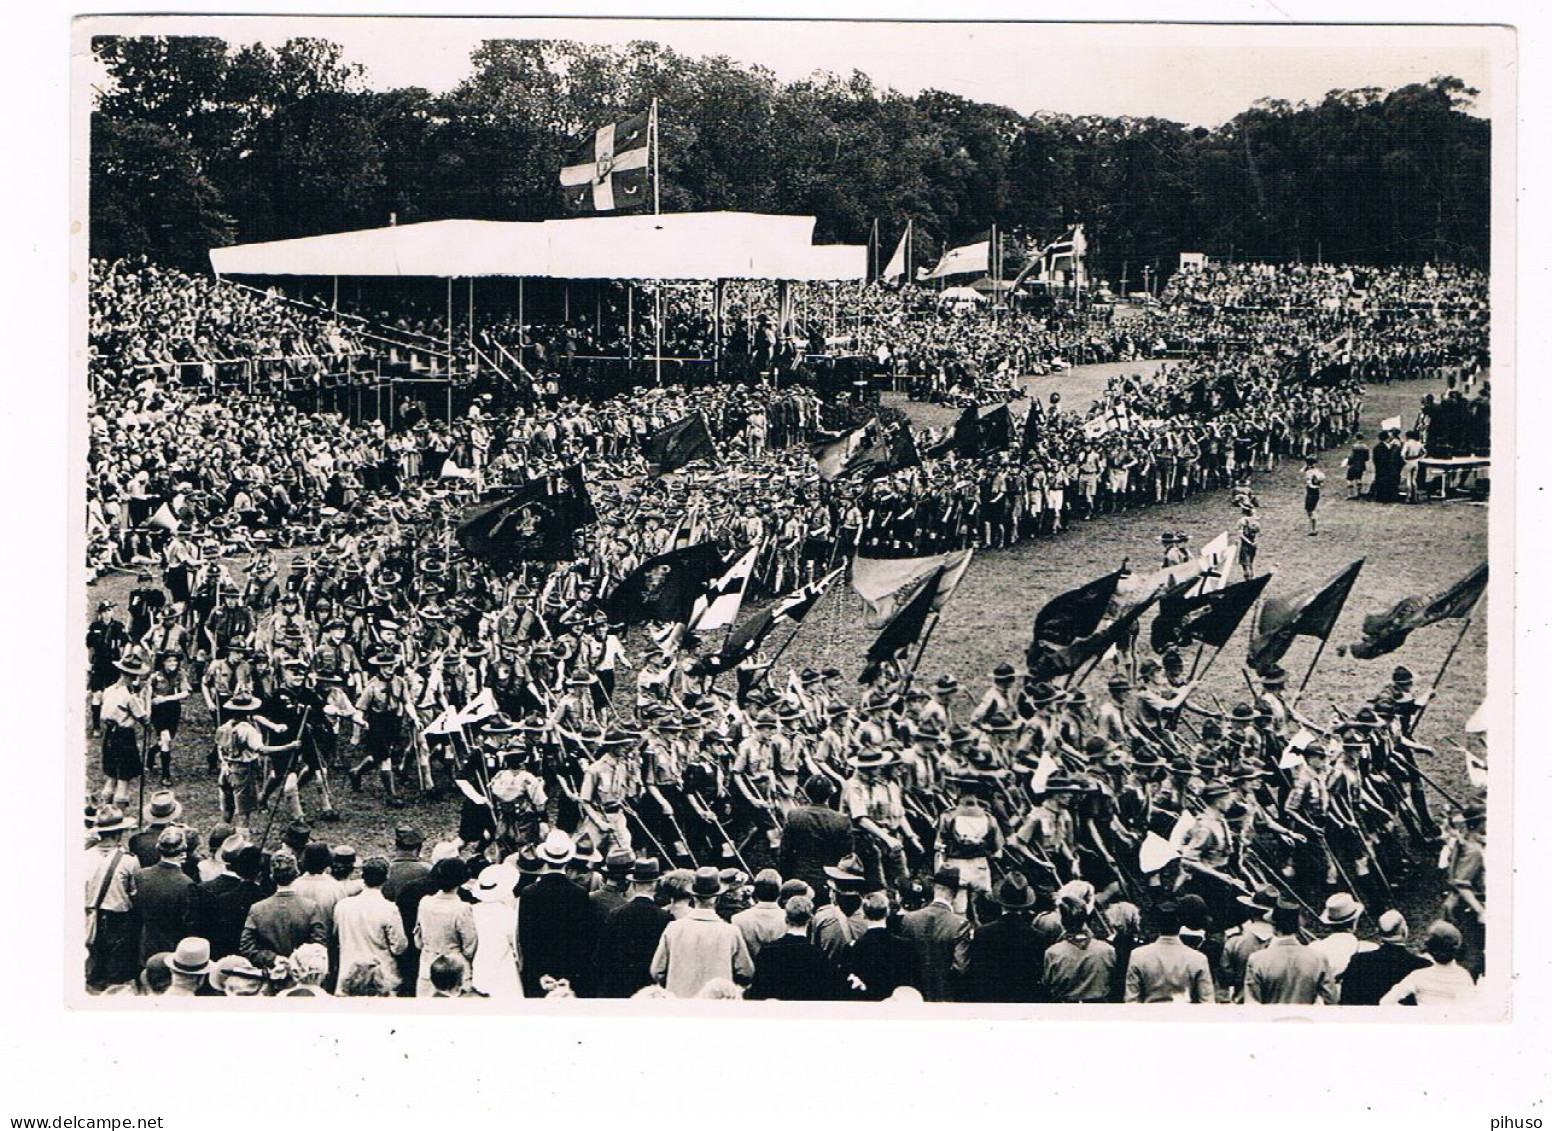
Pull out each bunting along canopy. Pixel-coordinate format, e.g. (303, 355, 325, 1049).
(210, 212, 867, 282)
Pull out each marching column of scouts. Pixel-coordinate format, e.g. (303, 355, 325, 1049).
(84, 510, 1487, 1003)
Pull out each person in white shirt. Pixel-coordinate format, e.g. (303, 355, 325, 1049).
(1307, 891, 1374, 980)
(468, 863, 522, 1000)
(1381, 921, 1478, 1006)
(334, 856, 408, 994)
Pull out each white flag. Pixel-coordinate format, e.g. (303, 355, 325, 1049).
(441, 458, 475, 481)
(690, 544, 760, 633)
(1465, 700, 1487, 735)
(1380, 415, 1403, 433)
(456, 687, 499, 727)
(1139, 831, 1179, 875)
(882, 226, 909, 283)
(1195, 531, 1232, 594)
(1031, 749, 1058, 794)
(1455, 743, 1489, 789)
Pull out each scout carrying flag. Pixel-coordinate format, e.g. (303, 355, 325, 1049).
(852, 549, 973, 628)
(1151, 572, 1272, 653)
(1344, 563, 1487, 660)
(1027, 568, 1127, 658)
(858, 554, 972, 685)
(687, 545, 760, 633)
(643, 413, 718, 474)
(1246, 559, 1364, 673)
(455, 465, 595, 565)
(560, 107, 652, 213)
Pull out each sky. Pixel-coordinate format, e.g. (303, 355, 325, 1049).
(78, 16, 1498, 127)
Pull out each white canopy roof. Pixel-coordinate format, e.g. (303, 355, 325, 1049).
(208, 212, 866, 282)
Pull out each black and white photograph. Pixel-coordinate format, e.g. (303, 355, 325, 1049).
(67, 14, 1511, 1024)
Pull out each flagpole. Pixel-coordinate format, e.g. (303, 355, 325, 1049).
(650, 97, 660, 217)
(1411, 612, 1477, 733)
(1290, 635, 1330, 710)
(900, 611, 942, 696)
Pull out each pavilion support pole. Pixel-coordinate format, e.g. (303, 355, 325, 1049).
(627, 284, 635, 376)
(713, 279, 723, 379)
(565, 282, 571, 324)
(468, 277, 474, 347)
(446, 278, 453, 368)
(654, 282, 664, 389)
(332, 276, 338, 313)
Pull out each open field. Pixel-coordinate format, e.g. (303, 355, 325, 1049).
(82, 368, 1489, 911)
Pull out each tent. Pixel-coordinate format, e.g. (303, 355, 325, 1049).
(208, 212, 866, 283)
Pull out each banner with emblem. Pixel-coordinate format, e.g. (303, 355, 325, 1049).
(559, 108, 652, 214)
(454, 464, 595, 565)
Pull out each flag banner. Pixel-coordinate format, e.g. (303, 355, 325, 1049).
(1111, 560, 1206, 617)
(1459, 744, 1488, 789)
(455, 464, 594, 565)
(1021, 400, 1045, 452)
(1465, 700, 1487, 735)
(689, 544, 760, 633)
(602, 542, 728, 627)
(1151, 572, 1272, 653)
(1139, 831, 1179, 875)
(932, 549, 974, 613)
(456, 687, 499, 728)
(861, 566, 945, 684)
(1194, 531, 1233, 594)
(644, 413, 718, 474)
(145, 501, 180, 533)
(1278, 744, 1307, 770)
(853, 550, 967, 628)
(810, 427, 867, 481)
(1345, 563, 1487, 660)
(1030, 749, 1058, 794)
(422, 707, 462, 738)
(691, 568, 842, 676)
(929, 403, 982, 459)
(1380, 415, 1403, 433)
(1028, 592, 1158, 682)
(979, 404, 1014, 451)
(1247, 559, 1365, 673)
(1030, 568, 1127, 652)
(559, 109, 650, 213)
(1082, 416, 1112, 440)
(882, 227, 909, 282)
(440, 458, 476, 481)
(927, 238, 991, 280)
(1289, 727, 1318, 752)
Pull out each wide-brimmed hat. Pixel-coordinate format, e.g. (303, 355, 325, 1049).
(848, 747, 898, 770)
(1235, 884, 1280, 914)
(209, 954, 268, 994)
(992, 662, 1017, 682)
(632, 858, 662, 884)
(1027, 682, 1063, 707)
(1106, 673, 1132, 692)
(92, 805, 136, 834)
(1200, 782, 1233, 804)
(1033, 773, 1092, 795)
(1319, 891, 1364, 926)
(690, 866, 724, 898)
(142, 790, 183, 824)
(1391, 665, 1414, 686)
(114, 656, 151, 677)
(977, 711, 1018, 734)
(1375, 909, 1410, 943)
(991, 872, 1038, 909)
(536, 830, 575, 867)
(170, 937, 212, 976)
(222, 694, 262, 714)
(934, 675, 959, 694)
(475, 865, 519, 903)
(822, 855, 869, 889)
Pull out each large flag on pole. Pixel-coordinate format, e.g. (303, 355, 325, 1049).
(929, 404, 982, 460)
(1344, 563, 1487, 660)
(144, 501, 180, 533)
(1021, 400, 1045, 453)
(882, 223, 910, 283)
(853, 549, 971, 628)
(688, 545, 760, 633)
(810, 428, 868, 482)
(1029, 568, 1128, 656)
(1151, 572, 1272, 653)
(692, 569, 842, 676)
(1194, 531, 1233, 594)
(455, 465, 594, 565)
(1247, 559, 1365, 673)
(1028, 592, 1161, 683)
(559, 109, 651, 213)
(861, 566, 945, 684)
(978, 404, 1014, 452)
(602, 543, 727, 626)
(643, 413, 717, 474)
(927, 235, 991, 280)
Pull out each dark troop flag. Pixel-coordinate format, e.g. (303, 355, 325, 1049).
(692, 569, 841, 676)
(979, 404, 1014, 451)
(1029, 568, 1127, 657)
(1247, 559, 1365, 673)
(455, 465, 594, 565)
(1028, 593, 1160, 684)
(1021, 400, 1045, 452)
(1151, 572, 1273, 653)
(602, 543, 727, 626)
(559, 109, 650, 213)
(861, 566, 945, 685)
(644, 413, 717, 474)
(851, 422, 923, 480)
(929, 404, 982, 460)
(1346, 562, 1487, 660)
(810, 427, 866, 482)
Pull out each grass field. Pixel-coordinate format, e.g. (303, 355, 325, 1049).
(83, 365, 1489, 917)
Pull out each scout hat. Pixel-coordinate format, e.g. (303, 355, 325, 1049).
(1319, 891, 1364, 927)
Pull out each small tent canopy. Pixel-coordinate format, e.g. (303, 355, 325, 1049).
(208, 211, 866, 282)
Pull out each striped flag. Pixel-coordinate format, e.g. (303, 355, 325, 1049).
(927, 235, 991, 280)
(559, 109, 651, 214)
(691, 569, 842, 676)
(811, 428, 868, 481)
(689, 545, 760, 633)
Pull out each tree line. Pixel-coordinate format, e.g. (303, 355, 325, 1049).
(89, 35, 1490, 281)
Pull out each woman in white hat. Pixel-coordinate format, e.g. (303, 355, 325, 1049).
(468, 863, 522, 1000)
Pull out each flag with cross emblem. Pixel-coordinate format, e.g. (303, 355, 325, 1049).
(559, 109, 651, 213)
